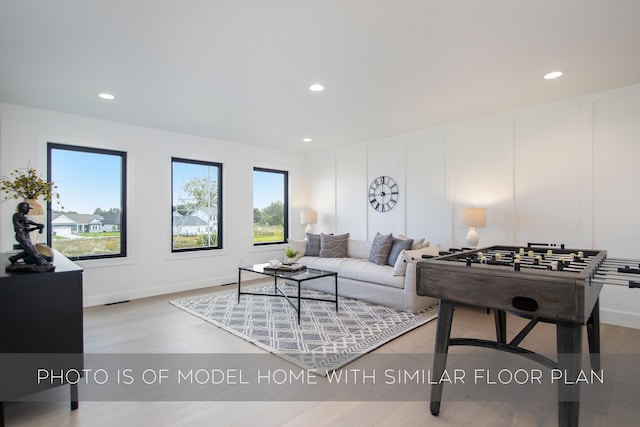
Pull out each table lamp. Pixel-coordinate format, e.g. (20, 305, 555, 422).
(300, 211, 317, 234)
(461, 207, 486, 248)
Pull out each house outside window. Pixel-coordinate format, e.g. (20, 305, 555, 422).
(253, 167, 288, 245)
(47, 143, 127, 260)
(172, 158, 222, 252)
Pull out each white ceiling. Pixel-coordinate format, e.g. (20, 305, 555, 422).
(1, 0, 640, 153)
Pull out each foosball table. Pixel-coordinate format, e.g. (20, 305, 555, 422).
(416, 244, 639, 427)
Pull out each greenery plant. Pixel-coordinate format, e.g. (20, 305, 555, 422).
(284, 246, 299, 259)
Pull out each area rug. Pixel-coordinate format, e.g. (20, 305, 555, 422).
(170, 282, 437, 374)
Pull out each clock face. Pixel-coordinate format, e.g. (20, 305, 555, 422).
(368, 176, 398, 212)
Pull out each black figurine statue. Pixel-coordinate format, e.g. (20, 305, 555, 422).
(7, 202, 54, 272)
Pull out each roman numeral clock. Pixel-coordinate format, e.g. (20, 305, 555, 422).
(368, 176, 399, 212)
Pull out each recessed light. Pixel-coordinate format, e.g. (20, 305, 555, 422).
(303, 138, 312, 142)
(98, 93, 116, 100)
(544, 71, 563, 80)
(309, 83, 324, 92)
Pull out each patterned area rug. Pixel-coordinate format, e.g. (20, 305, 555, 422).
(170, 282, 438, 373)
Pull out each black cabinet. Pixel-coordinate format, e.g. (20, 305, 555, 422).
(0, 252, 83, 426)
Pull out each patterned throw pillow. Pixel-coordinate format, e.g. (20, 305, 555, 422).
(319, 233, 350, 258)
(368, 232, 393, 265)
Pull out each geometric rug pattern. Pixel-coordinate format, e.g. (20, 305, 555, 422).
(170, 282, 438, 373)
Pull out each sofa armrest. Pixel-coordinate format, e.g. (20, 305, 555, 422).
(404, 261, 418, 290)
(402, 261, 439, 312)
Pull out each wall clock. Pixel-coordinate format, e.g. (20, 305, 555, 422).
(368, 176, 398, 212)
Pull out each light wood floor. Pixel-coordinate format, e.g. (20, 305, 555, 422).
(4, 284, 640, 427)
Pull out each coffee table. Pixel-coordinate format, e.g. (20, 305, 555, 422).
(237, 263, 338, 323)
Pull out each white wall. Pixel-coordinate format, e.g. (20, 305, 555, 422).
(0, 103, 308, 306)
(305, 83, 640, 329)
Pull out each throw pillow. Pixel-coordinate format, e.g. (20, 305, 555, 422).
(387, 237, 414, 266)
(398, 234, 430, 249)
(286, 238, 307, 261)
(368, 232, 393, 265)
(306, 233, 322, 257)
(393, 244, 442, 276)
(319, 233, 350, 258)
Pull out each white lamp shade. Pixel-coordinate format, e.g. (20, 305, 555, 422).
(461, 207, 487, 228)
(300, 211, 317, 225)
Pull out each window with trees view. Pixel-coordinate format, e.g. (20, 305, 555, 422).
(172, 158, 222, 252)
(47, 143, 127, 260)
(253, 167, 288, 245)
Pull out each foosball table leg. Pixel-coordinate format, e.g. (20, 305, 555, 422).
(430, 299, 455, 416)
(586, 299, 601, 371)
(556, 321, 583, 427)
(494, 309, 507, 344)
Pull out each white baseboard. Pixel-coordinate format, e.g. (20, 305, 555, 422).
(82, 275, 237, 307)
(600, 308, 640, 330)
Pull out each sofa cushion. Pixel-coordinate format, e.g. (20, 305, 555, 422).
(339, 259, 405, 289)
(305, 232, 322, 256)
(319, 233, 349, 258)
(393, 244, 442, 276)
(297, 256, 348, 272)
(388, 237, 414, 266)
(347, 239, 372, 259)
(368, 232, 393, 265)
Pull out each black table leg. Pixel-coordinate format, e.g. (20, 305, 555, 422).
(494, 309, 507, 344)
(237, 269, 241, 303)
(430, 299, 455, 416)
(70, 383, 79, 410)
(334, 275, 339, 313)
(298, 281, 302, 324)
(587, 299, 601, 371)
(556, 321, 583, 427)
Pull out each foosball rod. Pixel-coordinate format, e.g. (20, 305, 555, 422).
(527, 242, 566, 249)
(591, 278, 640, 288)
(601, 258, 640, 265)
(594, 265, 640, 276)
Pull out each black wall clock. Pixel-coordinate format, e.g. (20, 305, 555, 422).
(368, 176, 398, 212)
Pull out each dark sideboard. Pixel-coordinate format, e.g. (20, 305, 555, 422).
(0, 251, 84, 426)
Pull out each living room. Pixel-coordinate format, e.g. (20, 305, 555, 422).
(2, 1, 640, 425)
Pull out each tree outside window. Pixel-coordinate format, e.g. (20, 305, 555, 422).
(172, 158, 222, 251)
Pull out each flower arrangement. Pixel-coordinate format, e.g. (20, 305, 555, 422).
(1, 167, 61, 205)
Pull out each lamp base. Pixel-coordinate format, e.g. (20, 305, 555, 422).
(465, 227, 479, 248)
(305, 224, 313, 234)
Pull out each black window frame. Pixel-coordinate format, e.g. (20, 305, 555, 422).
(171, 157, 223, 253)
(253, 167, 289, 246)
(47, 142, 128, 261)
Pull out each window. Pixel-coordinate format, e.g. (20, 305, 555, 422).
(47, 143, 127, 260)
(253, 167, 288, 245)
(172, 158, 222, 252)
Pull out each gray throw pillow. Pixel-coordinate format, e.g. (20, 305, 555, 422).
(306, 233, 322, 256)
(319, 233, 350, 258)
(388, 237, 414, 266)
(368, 232, 393, 265)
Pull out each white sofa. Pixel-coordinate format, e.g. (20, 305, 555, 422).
(288, 236, 440, 312)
